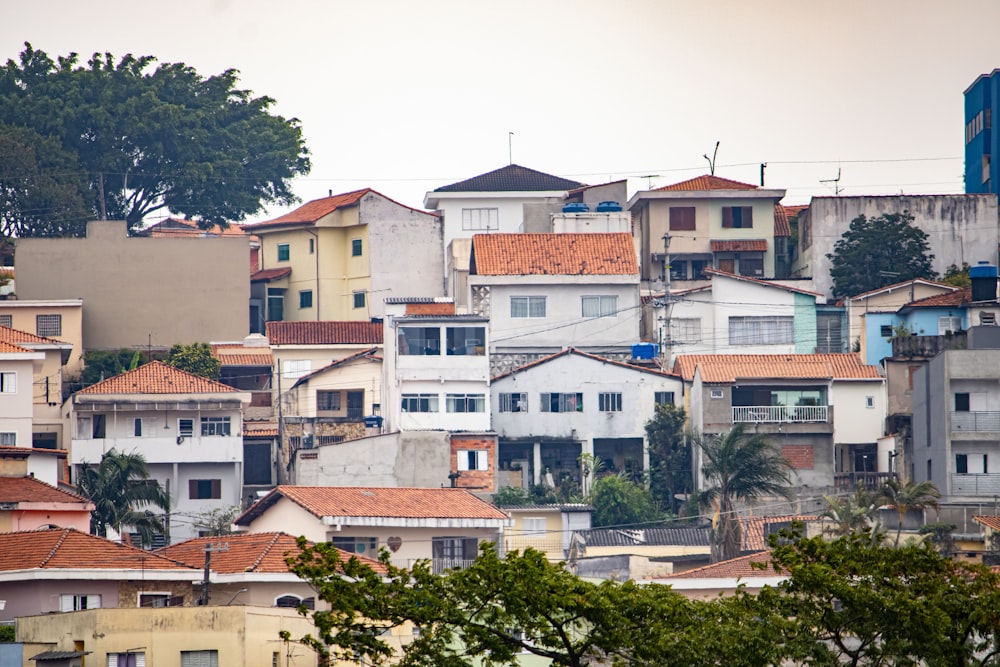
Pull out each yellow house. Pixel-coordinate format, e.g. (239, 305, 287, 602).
(502, 504, 592, 563)
(0, 300, 82, 375)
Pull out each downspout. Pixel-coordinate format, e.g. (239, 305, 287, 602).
(307, 229, 320, 320)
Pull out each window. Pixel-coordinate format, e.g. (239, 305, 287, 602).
(107, 651, 146, 667)
(581, 295, 618, 318)
(738, 255, 764, 277)
(431, 536, 478, 571)
(399, 326, 441, 355)
(60, 594, 101, 611)
(331, 537, 377, 555)
(462, 207, 499, 231)
(36, 314, 62, 336)
(266, 287, 284, 322)
(0, 372, 15, 393)
(710, 389, 724, 399)
(138, 593, 170, 608)
(298, 290, 313, 309)
(92, 414, 106, 438)
(669, 206, 696, 231)
(522, 517, 546, 538)
(880, 325, 893, 338)
(540, 392, 583, 413)
(446, 327, 485, 355)
(189, 479, 221, 499)
(598, 392, 623, 412)
(178, 419, 194, 437)
(729, 316, 794, 345)
(457, 449, 488, 471)
(938, 316, 962, 335)
(401, 394, 438, 413)
(0, 315, 10, 328)
(866, 396, 875, 409)
(722, 206, 753, 228)
(955, 392, 970, 412)
(691, 259, 709, 279)
(352, 238, 363, 256)
(133, 418, 142, 437)
(0, 432, 15, 446)
(956, 454, 968, 474)
(654, 391, 675, 406)
(317, 391, 341, 411)
(669, 260, 688, 280)
(353, 291, 366, 309)
(308, 237, 314, 254)
(181, 650, 219, 667)
(277, 243, 289, 261)
(669, 318, 701, 344)
(499, 392, 527, 413)
(282, 359, 311, 379)
(447, 394, 486, 413)
(981, 312, 997, 325)
(201, 416, 231, 436)
(511, 296, 546, 318)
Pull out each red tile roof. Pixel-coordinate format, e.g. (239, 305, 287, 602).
(973, 515, 1000, 531)
(247, 189, 370, 228)
(144, 218, 248, 238)
(0, 476, 92, 505)
(0, 340, 32, 354)
(0, 325, 63, 346)
(211, 344, 274, 367)
(77, 360, 239, 395)
(672, 354, 882, 383)
(244, 425, 279, 437)
(901, 286, 972, 309)
(251, 267, 292, 282)
(266, 321, 383, 346)
(655, 174, 759, 191)
(773, 205, 792, 237)
(710, 239, 768, 253)
(664, 550, 780, 579)
(0, 528, 197, 571)
(236, 486, 510, 526)
(471, 232, 638, 276)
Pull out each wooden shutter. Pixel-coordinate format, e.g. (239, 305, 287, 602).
(722, 207, 733, 228)
(211, 479, 221, 499)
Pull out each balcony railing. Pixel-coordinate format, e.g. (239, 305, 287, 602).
(952, 411, 1000, 432)
(951, 473, 1000, 496)
(388, 558, 476, 573)
(834, 472, 894, 492)
(732, 405, 829, 423)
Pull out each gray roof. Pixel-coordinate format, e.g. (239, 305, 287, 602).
(576, 526, 710, 548)
(434, 164, 585, 193)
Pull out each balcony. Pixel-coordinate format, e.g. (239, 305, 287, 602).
(732, 405, 829, 423)
(951, 473, 1000, 496)
(891, 332, 967, 358)
(835, 472, 894, 492)
(952, 411, 1000, 432)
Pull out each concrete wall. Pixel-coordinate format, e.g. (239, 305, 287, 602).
(0, 355, 41, 449)
(831, 381, 886, 444)
(795, 196, 1000, 298)
(16, 221, 250, 350)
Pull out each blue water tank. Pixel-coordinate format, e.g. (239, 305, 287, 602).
(562, 202, 589, 213)
(596, 201, 623, 212)
(631, 342, 658, 359)
(970, 261, 999, 301)
(969, 261, 998, 279)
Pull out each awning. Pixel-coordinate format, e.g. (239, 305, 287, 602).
(710, 239, 767, 252)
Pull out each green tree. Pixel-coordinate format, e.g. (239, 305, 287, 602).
(941, 262, 972, 287)
(827, 211, 935, 299)
(644, 403, 691, 514)
(491, 485, 534, 507)
(877, 477, 941, 546)
(76, 449, 171, 545)
(589, 473, 662, 528)
(818, 486, 881, 537)
(167, 342, 221, 380)
(697, 424, 793, 562)
(191, 505, 241, 536)
(0, 123, 91, 238)
(79, 348, 148, 387)
(0, 43, 310, 230)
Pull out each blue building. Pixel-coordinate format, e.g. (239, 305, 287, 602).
(965, 70, 1000, 193)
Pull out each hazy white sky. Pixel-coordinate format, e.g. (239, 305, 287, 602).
(4, 0, 1000, 221)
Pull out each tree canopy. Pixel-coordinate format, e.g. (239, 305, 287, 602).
(589, 473, 663, 528)
(827, 211, 935, 298)
(167, 342, 221, 380)
(76, 449, 170, 544)
(0, 43, 310, 233)
(645, 403, 691, 514)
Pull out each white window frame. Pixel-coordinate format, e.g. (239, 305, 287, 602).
(200, 416, 231, 436)
(401, 393, 439, 413)
(180, 650, 219, 667)
(282, 359, 311, 380)
(540, 392, 583, 413)
(499, 392, 527, 413)
(446, 394, 486, 413)
(60, 593, 101, 611)
(107, 652, 146, 667)
(598, 392, 623, 412)
(654, 391, 675, 406)
(581, 295, 618, 318)
(938, 316, 963, 335)
(521, 517, 546, 538)
(510, 296, 546, 318)
(0, 432, 15, 446)
(0, 372, 15, 393)
(461, 207, 499, 231)
(457, 449, 488, 471)
(137, 592, 171, 608)
(178, 418, 194, 437)
(0, 315, 11, 328)
(728, 316, 794, 345)
(669, 318, 702, 344)
(353, 291, 366, 309)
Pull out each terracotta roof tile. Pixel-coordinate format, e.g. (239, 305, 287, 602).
(471, 233, 638, 276)
(0, 340, 32, 354)
(266, 321, 384, 346)
(655, 174, 759, 191)
(211, 345, 274, 367)
(237, 486, 510, 526)
(244, 425, 279, 437)
(741, 515, 818, 552)
(672, 354, 882, 383)
(77, 360, 239, 395)
(664, 550, 779, 579)
(773, 205, 792, 237)
(0, 476, 92, 505)
(710, 239, 768, 253)
(0, 325, 63, 346)
(144, 218, 248, 238)
(974, 515, 1000, 530)
(251, 267, 292, 282)
(434, 164, 585, 193)
(246, 189, 370, 228)
(0, 528, 197, 571)
(901, 286, 973, 309)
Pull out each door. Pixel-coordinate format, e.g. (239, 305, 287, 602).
(347, 390, 364, 419)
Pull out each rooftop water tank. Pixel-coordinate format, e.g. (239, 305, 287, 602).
(631, 342, 658, 359)
(970, 261, 999, 302)
(562, 202, 589, 213)
(595, 201, 623, 212)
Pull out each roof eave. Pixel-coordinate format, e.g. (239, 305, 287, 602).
(627, 188, 786, 209)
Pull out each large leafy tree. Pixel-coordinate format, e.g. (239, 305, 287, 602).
(589, 473, 662, 528)
(167, 342, 221, 380)
(697, 424, 793, 562)
(76, 449, 171, 544)
(0, 43, 310, 231)
(827, 211, 935, 298)
(877, 477, 941, 546)
(645, 403, 691, 514)
(818, 486, 881, 538)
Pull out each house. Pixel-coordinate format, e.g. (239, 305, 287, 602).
(0, 339, 44, 462)
(964, 70, 1000, 193)
(234, 486, 511, 572)
(627, 174, 788, 294)
(0, 452, 93, 532)
(568, 526, 712, 580)
(501, 504, 593, 562)
(674, 354, 886, 502)
(15, 220, 251, 352)
(68, 361, 250, 543)
(0, 300, 83, 376)
(490, 348, 684, 492)
(468, 232, 642, 374)
(648, 550, 784, 599)
(792, 195, 999, 298)
(0, 527, 200, 623)
(244, 188, 443, 326)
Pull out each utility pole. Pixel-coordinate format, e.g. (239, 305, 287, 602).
(659, 232, 674, 369)
(199, 542, 229, 605)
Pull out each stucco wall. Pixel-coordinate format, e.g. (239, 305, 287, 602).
(293, 431, 453, 488)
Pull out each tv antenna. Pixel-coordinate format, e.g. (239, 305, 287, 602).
(820, 168, 842, 195)
(636, 174, 661, 189)
(508, 131, 514, 165)
(704, 141, 720, 175)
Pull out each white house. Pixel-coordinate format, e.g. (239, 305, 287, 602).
(0, 340, 44, 454)
(69, 361, 250, 544)
(491, 348, 684, 493)
(468, 232, 642, 375)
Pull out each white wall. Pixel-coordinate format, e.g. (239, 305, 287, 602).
(831, 380, 886, 444)
(0, 355, 41, 448)
(434, 193, 565, 259)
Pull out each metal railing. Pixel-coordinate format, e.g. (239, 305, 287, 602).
(951, 411, 1000, 432)
(834, 472, 893, 492)
(732, 405, 829, 423)
(951, 473, 1000, 496)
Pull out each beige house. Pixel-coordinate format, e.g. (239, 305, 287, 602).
(501, 504, 592, 562)
(0, 340, 44, 454)
(0, 299, 83, 374)
(15, 220, 251, 352)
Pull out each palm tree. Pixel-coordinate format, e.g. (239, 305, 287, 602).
(697, 424, 793, 562)
(76, 449, 171, 545)
(819, 486, 880, 537)
(877, 478, 941, 546)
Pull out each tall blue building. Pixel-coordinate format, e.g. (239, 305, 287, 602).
(965, 70, 1000, 193)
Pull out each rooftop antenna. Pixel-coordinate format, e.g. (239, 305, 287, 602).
(704, 141, 720, 175)
(636, 174, 661, 189)
(821, 168, 842, 195)
(508, 131, 514, 165)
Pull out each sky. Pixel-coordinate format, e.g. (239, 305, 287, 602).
(3, 0, 1000, 223)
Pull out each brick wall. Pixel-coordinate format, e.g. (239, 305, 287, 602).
(406, 302, 455, 316)
(450, 435, 497, 492)
(781, 444, 814, 470)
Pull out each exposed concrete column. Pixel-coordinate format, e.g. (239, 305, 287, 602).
(532, 441, 542, 486)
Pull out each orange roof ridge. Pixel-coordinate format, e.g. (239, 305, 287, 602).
(77, 360, 238, 395)
(655, 174, 759, 191)
(471, 232, 638, 276)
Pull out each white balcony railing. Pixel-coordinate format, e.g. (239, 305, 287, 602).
(732, 405, 829, 423)
(951, 411, 1000, 432)
(951, 473, 1000, 496)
